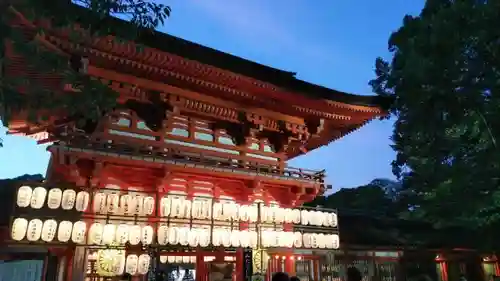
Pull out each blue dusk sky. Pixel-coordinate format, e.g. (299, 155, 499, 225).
(0, 0, 425, 190)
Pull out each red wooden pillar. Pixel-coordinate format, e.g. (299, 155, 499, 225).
(283, 223, 295, 275)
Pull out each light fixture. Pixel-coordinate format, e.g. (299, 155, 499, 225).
(17, 186, 32, 208)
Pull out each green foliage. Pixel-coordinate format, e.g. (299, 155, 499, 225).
(0, 0, 170, 128)
(370, 0, 500, 235)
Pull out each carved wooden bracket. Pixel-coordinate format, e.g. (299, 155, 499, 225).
(124, 91, 173, 132)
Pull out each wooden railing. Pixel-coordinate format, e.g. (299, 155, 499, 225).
(63, 136, 326, 184)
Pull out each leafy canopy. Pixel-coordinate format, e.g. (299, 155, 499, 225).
(370, 0, 500, 230)
(0, 0, 171, 132)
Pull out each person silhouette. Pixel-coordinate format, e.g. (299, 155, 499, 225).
(347, 267, 362, 281)
(272, 272, 290, 281)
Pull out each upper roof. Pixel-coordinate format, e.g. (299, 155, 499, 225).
(47, 2, 388, 108)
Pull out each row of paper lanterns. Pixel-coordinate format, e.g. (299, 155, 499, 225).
(11, 218, 339, 249)
(16, 186, 337, 226)
(95, 251, 150, 276)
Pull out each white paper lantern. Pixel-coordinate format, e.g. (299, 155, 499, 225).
(30, 187, 47, 209)
(93, 193, 107, 213)
(61, 189, 76, 210)
(157, 225, 169, 245)
(71, 221, 86, 244)
(41, 219, 58, 242)
(222, 203, 237, 221)
(212, 202, 223, 220)
(181, 200, 192, 219)
(190, 256, 196, 263)
(275, 207, 285, 223)
(75, 191, 90, 212)
(260, 206, 269, 223)
(47, 189, 62, 209)
(328, 234, 339, 249)
(128, 225, 141, 245)
(11, 218, 28, 241)
(293, 232, 303, 248)
(26, 219, 43, 241)
(191, 201, 203, 219)
(143, 196, 155, 215)
(248, 205, 258, 222)
(230, 230, 240, 247)
(167, 256, 175, 263)
(212, 228, 222, 246)
(106, 193, 120, 213)
(198, 228, 210, 247)
(284, 208, 293, 223)
(57, 221, 73, 242)
(260, 230, 272, 247)
(249, 231, 258, 248)
(291, 209, 301, 224)
(114, 254, 126, 276)
(159, 256, 168, 264)
(116, 224, 129, 244)
(188, 228, 199, 247)
(88, 222, 104, 245)
(221, 229, 231, 247)
(239, 205, 249, 222)
(182, 256, 190, 263)
(284, 232, 294, 248)
(126, 195, 139, 215)
(137, 254, 151, 275)
(17, 186, 32, 208)
(102, 224, 116, 245)
(175, 256, 183, 263)
(239, 230, 250, 248)
(231, 204, 240, 221)
(160, 197, 171, 217)
(300, 210, 310, 225)
(134, 195, 144, 215)
(167, 227, 179, 245)
(178, 227, 189, 246)
(126, 255, 139, 275)
(316, 233, 327, 249)
(329, 213, 338, 227)
(141, 225, 154, 245)
(201, 200, 212, 219)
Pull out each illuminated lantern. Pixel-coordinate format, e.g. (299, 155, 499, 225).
(201, 200, 211, 219)
(134, 195, 144, 215)
(157, 225, 169, 245)
(16, 186, 32, 208)
(248, 205, 258, 222)
(128, 225, 141, 246)
(167, 227, 179, 245)
(114, 254, 126, 276)
(293, 232, 303, 248)
(328, 213, 338, 227)
(88, 222, 104, 245)
(26, 219, 43, 241)
(230, 230, 240, 247)
(75, 191, 90, 212)
(221, 229, 231, 247)
(311, 234, 319, 248)
(143, 196, 155, 215)
(125, 255, 139, 275)
(102, 224, 116, 245)
(71, 221, 86, 244)
(181, 199, 192, 219)
(212, 228, 222, 246)
(199, 228, 210, 247)
(317, 233, 326, 248)
(61, 189, 76, 210)
(212, 202, 223, 220)
(274, 231, 282, 247)
(106, 193, 120, 213)
(57, 221, 73, 242)
(175, 256, 183, 263)
(188, 228, 199, 247)
(178, 227, 189, 246)
(141, 225, 154, 245)
(249, 231, 258, 248)
(300, 210, 310, 225)
(329, 234, 339, 249)
(239, 230, 250, 248)
(191, 200, 203, 219)
(182, 256, 190, 263)
(190, 256, 196, 263)
(41, 219, 58, 242)
(116, 224, 129, 244)
(93, 193, 107, 213)
(239, 205, 249, 222)
(284, 232, 294, 248)
(11, 218, 28, 241)
(291, 209, 301, 224)
(231, 204, 240, 221)
(30, 187, 47, 209)
(167, 256, 175, 263)
(160, 197, 171, 217)
(274, 207, 285, 223)
(260, 206, 269, 223)
(137, 254, 151, 275)
(120, 195, 130, 214)
(126, 195, 138, 215)
(284, 208, 293, 223)
(159, 256, 168, 264)
(47, 188, 63, 209)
